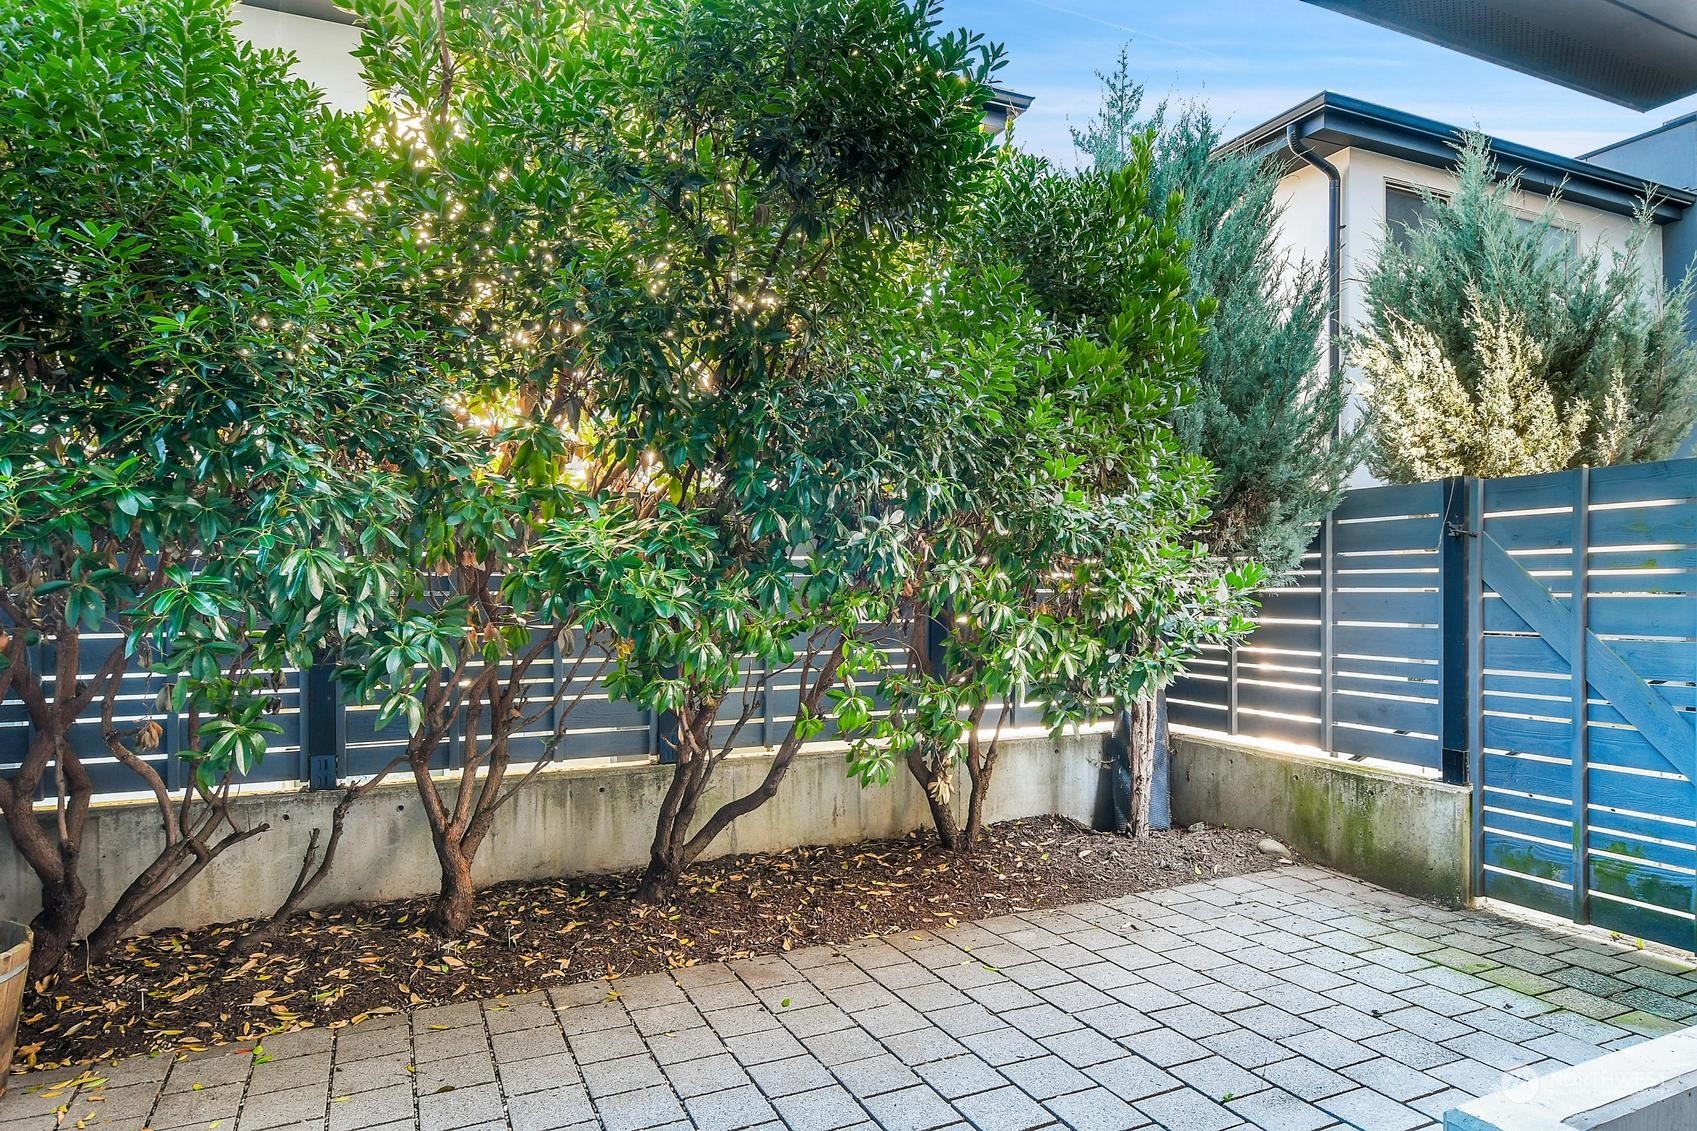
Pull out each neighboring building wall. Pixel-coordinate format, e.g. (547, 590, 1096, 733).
(234, 4, 364, 111)
(1587, 122, 1697, 458)
(1585, 117, 1697, 195)
(232, 7, 1029, 136)
(1339, 149, 1658, 285)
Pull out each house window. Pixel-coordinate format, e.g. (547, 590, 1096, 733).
(1385, 184, 1435, 250)
(1384, 183, 1579, 256)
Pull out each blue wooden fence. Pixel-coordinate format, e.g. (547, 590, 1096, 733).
(1173, 459, 1697, 949)
(1169, 478, 1458, 776)
(1, 613, 1038, 802)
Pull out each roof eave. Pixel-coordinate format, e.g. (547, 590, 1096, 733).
(240, 0, 357, 25)
(1216, 93, 1694, 223)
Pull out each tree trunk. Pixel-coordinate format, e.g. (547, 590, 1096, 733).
(638, 752, 703, 903)
(905, 748, 962, 851)
(428, 840, 476, 936)
(637, 642, 847, 904)
(1128, 695, 1157, 837)
(636, 856, 679, 904)
(80, 844, 184, 963)
(960, 755, 995, 850)
(1, 741, 90, 981)
(260, 767, 381, 932)
(28, 862, 86, 982)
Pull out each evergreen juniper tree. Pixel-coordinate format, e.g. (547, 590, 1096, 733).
(1357, 133, 1697, 481)
(1073, 49, 1358, 576)
(1038, 50, 1358, 833)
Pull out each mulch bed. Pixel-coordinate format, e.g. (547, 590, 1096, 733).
(13, 816, 1279, 1073)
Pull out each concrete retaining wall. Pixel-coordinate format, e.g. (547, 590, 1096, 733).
(1170, 731, 1472, 905)
(0, 730, 1105, 935)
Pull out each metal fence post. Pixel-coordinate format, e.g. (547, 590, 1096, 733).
(1439, 477, 1471, 785)
(924, 611, 948, 682)
(655, 665, 680, 764)
(1569, 466, 1591, 926)
(1320, 510, 1335, 753)
(1226, 645, 1239, 736)
(1466, 476, 1487, 899)
(303, 661, 342, 790)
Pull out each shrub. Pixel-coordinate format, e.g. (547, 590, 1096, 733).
(0, 0, 457, 975)
(1358, 132, 1697, 481)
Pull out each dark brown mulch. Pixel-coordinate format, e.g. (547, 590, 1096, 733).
(13, 816, 1279, 1073)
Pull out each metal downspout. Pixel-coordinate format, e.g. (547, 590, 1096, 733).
(1287, 123, 1342, 756)
(1286, 123, 1341, 381)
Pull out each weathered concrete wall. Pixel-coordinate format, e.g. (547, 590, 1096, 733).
(1170, 732, 1471, 906)
(0, 730, 1105, 935)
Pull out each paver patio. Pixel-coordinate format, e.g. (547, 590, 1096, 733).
(6, 865, 1694, 1131)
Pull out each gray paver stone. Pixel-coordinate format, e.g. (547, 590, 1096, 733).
(950, 1084, 1055, 1131)
(685, 1083, 779, 1131)
(503, 1083, 597, 1130)
(1042, 1086, 1147, 1131)
(770, 1085, 870, 1131)
(1221, 1088, 1335, 1131)
(418, 1080, 502, 1131)
(1133, 1087, 1239, 1131)
(859, 1084, 962, 1131)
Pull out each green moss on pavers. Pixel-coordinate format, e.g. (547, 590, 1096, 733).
(1617, 967, 1697, 998)
(1611, 1010, 1688, 1038)
(1550, 966, 1633, 998)
(1375, 930, 1445, 956)
(1541, 987, 1632, 1021)
(1614, 988, 1697, 1020)
(1427, 948, 1502, 976)
(1480, 967, 1563, 997)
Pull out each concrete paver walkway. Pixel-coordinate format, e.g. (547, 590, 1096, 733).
(5, 865, 1694, 1131)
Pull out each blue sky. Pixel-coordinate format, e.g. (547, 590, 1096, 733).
(947, 0, 1697, 166)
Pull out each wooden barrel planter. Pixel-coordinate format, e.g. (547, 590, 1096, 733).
(0, 923, 30, 1098)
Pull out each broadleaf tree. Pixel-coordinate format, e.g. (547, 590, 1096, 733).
(562, 0, 1007, 902)
(324, 0, 1007, 917)
(839, 148, 1262, 843)
(276, 0, 674, 937)
(0, 0, 460, 976)
(1024, 54, 1361, 832)
(1072, 49, 1358, 575)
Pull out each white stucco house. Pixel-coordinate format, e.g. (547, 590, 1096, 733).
(1218, 92, 1697, 470)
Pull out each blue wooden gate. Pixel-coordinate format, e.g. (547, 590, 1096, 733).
(1171, 458, 1697, 949)
(1474, 460, 1697, 949)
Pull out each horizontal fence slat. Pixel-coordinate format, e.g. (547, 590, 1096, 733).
(1589, 854, 1694, 916)
(1587, 595, 1697, 639)
(1331, 591, 1441, 625)
(1333, 624, 1441, 660)
(1230, 709, 1323, 748)
(1588, 763, 1695, 817)
(1330, 689, 1439, 734)
(1483, 829, 1574, 887)
(1588, 894, 1693, 952)
(1333, 481, 1443, 522)
(1481, 510, 1573, 552)
(1586, 458, 1697, 506)
(1331, 516, 1442, 554)
(1235, 680, 1321, 720)
(1330, 726, 1442, 768)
